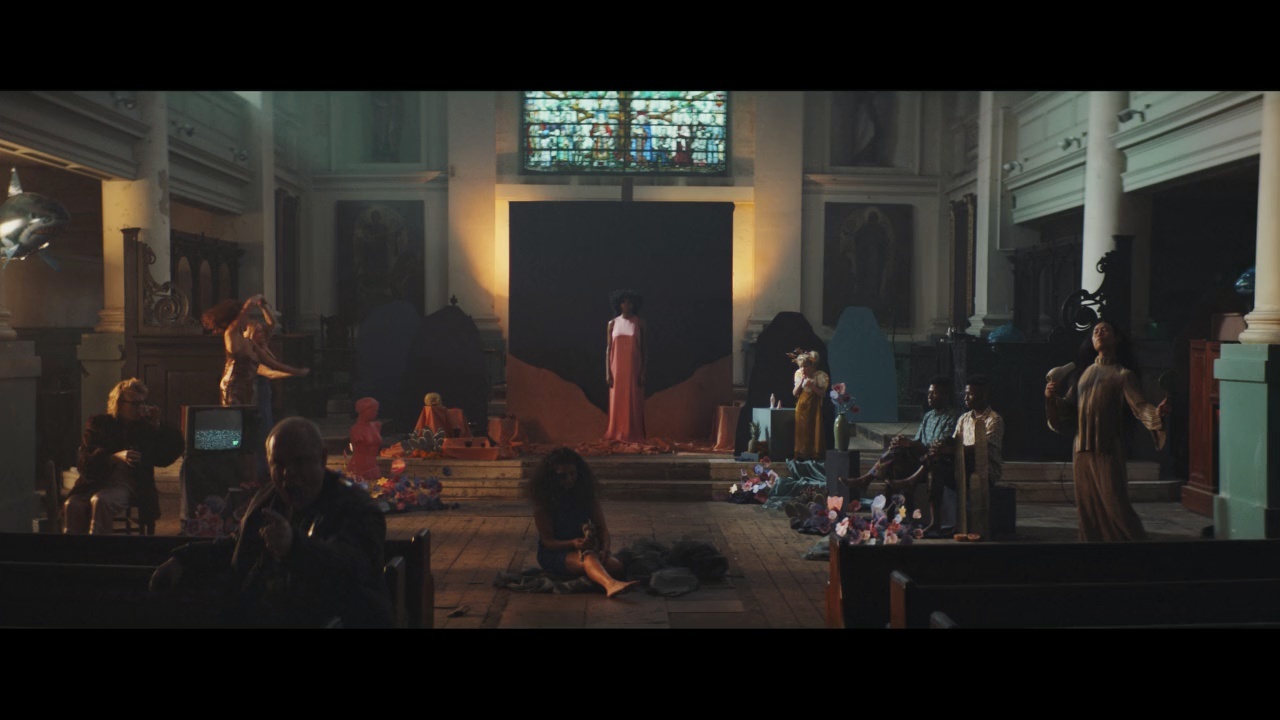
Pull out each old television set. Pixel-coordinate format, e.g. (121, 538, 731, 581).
(180, 405, 260, 523)
(184, 405, 250, 454)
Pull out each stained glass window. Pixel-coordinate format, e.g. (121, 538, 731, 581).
(522, 91, 729, 175)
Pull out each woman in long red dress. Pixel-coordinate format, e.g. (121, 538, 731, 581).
(604, 289, 647, 443)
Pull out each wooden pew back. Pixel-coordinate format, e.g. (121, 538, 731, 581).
(890, 570, 1280, 628)
(833, 538, 1280, 628)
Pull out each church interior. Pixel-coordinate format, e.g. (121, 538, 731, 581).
(0, 90, 1276, 629)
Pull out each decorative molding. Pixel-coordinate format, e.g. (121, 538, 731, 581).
(139, 240, 196, 329)
(1010, 163, 1087, 224)
(1012, 91, 1078, 117)
(803, 173, 940, 196)
(1118, 95, 1263, 192)
(0, 112, 140, 180)
(311, 171, 445, 192)
(1113, 91, 1262, 150)
(944, 170, 977, 196)
(168, 139, 253, 184)
(1003, 150, 1086, 193)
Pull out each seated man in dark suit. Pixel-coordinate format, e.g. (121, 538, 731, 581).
(67, 378, 184, 534)
(151, 417, 392, 628)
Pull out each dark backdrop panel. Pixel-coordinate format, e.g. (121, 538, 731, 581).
(509, 201, 733, 414)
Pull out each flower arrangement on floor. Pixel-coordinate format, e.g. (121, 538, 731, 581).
(716, 457, 779, 504)
(179, 483, 256, 538)
(345, 459, 459, 514)
(786, 491, 924, 543)
(832, 494, 926, 545)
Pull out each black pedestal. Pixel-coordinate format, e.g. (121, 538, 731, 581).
(826, 449, 861, 504)
(991, 484, 1017, 539)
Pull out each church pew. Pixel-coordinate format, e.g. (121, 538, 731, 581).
(890, 571, 1280, 628)
(827, 537, 1280, 628)
(0, 529, 434, 629)
(0, 557, 411, 629)
(0, 532, 197, 565)
(386, 529, 434, 629)
(929, 611, 957, 628)
(0, 561, 223, 628)
(384, 555, 407, 628)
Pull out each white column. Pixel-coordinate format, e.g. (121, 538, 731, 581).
(95, 187, 128, 333)
(751, 91, 804, 322)
(1080, 91, 1128, 293)
(1240, 92, 1280, 345)
(0, 270, 15, 340)
(446, 91, 498, 328)
(253, 92, 277, 307)
(969, 92, 1015, 333)
(97, 91, 170, 332)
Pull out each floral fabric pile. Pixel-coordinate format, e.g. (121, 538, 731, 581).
(346, 473, 460, 514)
(715, 458, 780, 504)
(787, 491, 925, 545)
(180, 483, 258, 538)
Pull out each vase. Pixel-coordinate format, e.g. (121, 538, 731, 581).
(834, 413, 851, 452)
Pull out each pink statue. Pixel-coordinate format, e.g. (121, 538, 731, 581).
(347, 397, 383, 481)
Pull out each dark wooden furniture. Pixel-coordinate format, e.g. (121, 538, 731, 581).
(1182, 339, 1223, 516)
(827, 537, 1280, 628)
(384, 555, 407, 629)
(0, 528, 434, 628)
(890, 571, 1280, 628)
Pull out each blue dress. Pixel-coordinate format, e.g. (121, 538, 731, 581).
(536, 489, 593, 576)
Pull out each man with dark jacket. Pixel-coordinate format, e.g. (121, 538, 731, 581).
(67, 378, 184, 534)
(151, 416, 392, 628)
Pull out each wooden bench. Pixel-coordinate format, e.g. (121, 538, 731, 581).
(0, 561, 223, 627)
(386, 529, 434, 629)
(828, 537, 1280, 628)
(895, 572, 1280, 628)
(0, 528, 434, 628)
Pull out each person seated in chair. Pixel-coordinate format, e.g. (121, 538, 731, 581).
(150, 417, 392, 628)
(66, 378, 184, 535)
(844, 376, 958, 525)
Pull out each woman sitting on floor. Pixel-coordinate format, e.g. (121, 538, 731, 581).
(528, 447, 639, 598)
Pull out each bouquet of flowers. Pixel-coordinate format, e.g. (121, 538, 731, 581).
(718, 457, 779, 504)
(345, 460, 459, 514)
(829, 382, 860, 420)
(831, 493, 926, 546)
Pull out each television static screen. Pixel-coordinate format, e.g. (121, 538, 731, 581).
(193, 408, 244, 451)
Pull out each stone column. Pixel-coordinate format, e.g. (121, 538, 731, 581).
(1080, 91, 1128, 294)
(447, 91, 502, 395)
(98, 91, 170, 332)
(0, 340, 40, 531)
(0, 270, 16, 340)
(1214, 343, 1280, 538)
(969, 91, 1015, 334)
(750, 91, 804, 324)
(1240, 92, 1280, 345)
(1214, 92, 1280, 539)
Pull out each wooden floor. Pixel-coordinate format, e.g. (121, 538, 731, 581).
(148, 494, 1209, 629)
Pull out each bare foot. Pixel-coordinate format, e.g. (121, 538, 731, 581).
(606, 580, 641, 598)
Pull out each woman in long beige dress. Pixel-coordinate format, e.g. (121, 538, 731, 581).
(1046, 321, 1169, 541)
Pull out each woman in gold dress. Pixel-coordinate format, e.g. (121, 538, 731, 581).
(790, 349, 830, 461)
